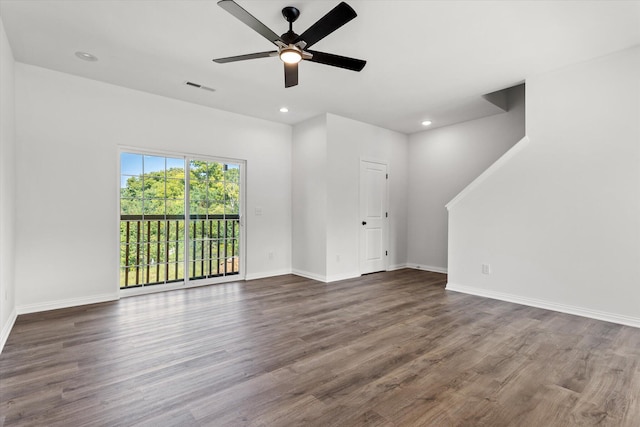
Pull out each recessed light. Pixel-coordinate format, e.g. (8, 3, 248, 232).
(75, 51, 98, 62)
(279, 107, 289, 113)
(421, 120, 432, 126)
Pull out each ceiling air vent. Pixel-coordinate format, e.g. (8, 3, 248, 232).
(184, 81, 216, 92)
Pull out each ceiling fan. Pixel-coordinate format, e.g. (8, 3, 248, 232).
(213, 0, 366, 88)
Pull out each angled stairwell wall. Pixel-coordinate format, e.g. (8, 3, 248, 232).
(446, 47, 640, 327)
(407, 84, 525, 273)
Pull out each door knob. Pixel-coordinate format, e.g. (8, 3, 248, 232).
(362, 221, 367, 225)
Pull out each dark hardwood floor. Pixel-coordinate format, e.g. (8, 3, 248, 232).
(1, 269, 639, 426)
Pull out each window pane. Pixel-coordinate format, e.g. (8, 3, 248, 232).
(189, 179, 207, 200)
(120, 267, 140, 288)
(225, 182, 240, 200)
(119, 268, 127, 287)
(190, 160, 208, 181)
(204, 239, 215, 259)
(209, 181, 224, 203)
(196, 221, 208, 239)
(143, 199, 165, 216)
(209, 222, 221, 239)
(189, 221, 210, 239)
(166, 200, 184, 215)
(225, 198, 239, 215)
(138, 266, 147, 285)
(167, 241, 183, 262)
(144, 155, 165, 175)
(191, 261, 201, 279)
(121, 221, 143, 244)
(144, 176, 165, 199)
(121, 153, 143, 176)
(190, 240, 205, 260)
(120, 244, 132, 266)
(220, 257, 231, 273)
(120, 222, 137, 243)
(225, 239, 237, 257)
(120, 199, 142, 215)
(228, 255, 239, 273)
(166, 178, 184, 200)
(225, 164, 240, 182)
(229, 221, 240, 238)
(208, 182, 224, 214)
(190, 199, 208, 216)
(209, 163, 225, 181)
(141, 221, 160, 243)
(121, 175, 142, 198)
(209, 242, 219, 259)
(154, 221, 166, 242)
(166, 157, 184, 174)
(129, 243, 145, 267)
(156, 264, 166, 283)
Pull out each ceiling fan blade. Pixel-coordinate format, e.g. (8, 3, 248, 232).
(213, 51, 277, 64)
(284, 62, 298, 88)
(295, 2, 357, 49)
(306, 50, 366, 71)
(217, 0, 283, 45)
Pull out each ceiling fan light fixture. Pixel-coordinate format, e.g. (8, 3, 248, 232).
(280, 47, 302, 64)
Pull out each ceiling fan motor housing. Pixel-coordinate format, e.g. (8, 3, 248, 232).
(281, 30, 298, 44)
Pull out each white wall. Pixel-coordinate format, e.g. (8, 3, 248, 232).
(326, 114, 408, 280)
(292, 115, 328, 280)
(0, 17, 17, 351)
(447, 47, 640, 326)
(407, 85, 525, 272)
(292, 113, 409, 282)
(14, 63, 292, 312)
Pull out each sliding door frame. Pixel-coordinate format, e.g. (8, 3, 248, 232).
(117, 146, 246, 297)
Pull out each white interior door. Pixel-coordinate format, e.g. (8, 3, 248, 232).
(359, 160, 388, 274)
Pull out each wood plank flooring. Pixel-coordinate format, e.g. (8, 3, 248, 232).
(1, 269, 640, 426)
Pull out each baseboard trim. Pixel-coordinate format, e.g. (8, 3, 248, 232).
(446, 283, 640, 328)
(326, 272, 361, 283)
(0, 308, 17, 354)
(292, 269, 362, 283)
(293, 265, 448, 281)
(17, 292, 120, 315)
(409, 264, 448, 274)
(291, 269, 327, 283)
(245, 269, 293, 281)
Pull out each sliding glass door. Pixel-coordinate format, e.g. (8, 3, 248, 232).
(188, 159, 240, 281)
(119, 151, 242, 289)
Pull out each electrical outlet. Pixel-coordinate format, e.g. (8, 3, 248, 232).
(482, 264, 491, 275)
(268, 251, 274, 260)
(336, 254, 340, 263)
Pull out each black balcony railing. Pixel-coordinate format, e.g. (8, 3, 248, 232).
(120, 214, 240, 288)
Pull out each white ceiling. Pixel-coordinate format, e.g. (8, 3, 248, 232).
(1, 0, 639, 134)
